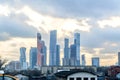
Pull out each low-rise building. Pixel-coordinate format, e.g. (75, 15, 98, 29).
(55, 70, 97, 80)
(5, 61, 21, 71)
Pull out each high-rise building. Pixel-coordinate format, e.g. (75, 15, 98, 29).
(64, 38, 69, 59)
(49, 30, 57, 66)
(37, 33, 43, 67)
(30, 47, 37, 69)
(74, 33, 80, 66)
(70, 44, 77, 66)
(56, 44, 60, 66)
(92, 57, 100, 67)
(20, 47, 27, 69)
(41, 41, 47, 66)
(37, 33, 47, 68)
(63, 38, 70, 66)
(82, 54, 86, 66)
(118, 52, 120, 65)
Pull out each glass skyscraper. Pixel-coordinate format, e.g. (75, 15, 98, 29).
(37, 33, 47, 67)
(30, 47, 37, 69)
(20, 47, 27, 69)
(82, 54, 86, 66)
(92, 57, 100, 67)
(70, 44, 77, 66)
(63, 38, 70, 66)
(56, 44, 60, 66)
(49, 30, 57, 66)
(69, 33, 80, 66)
(37, 33, 43, 67)
(74, 33, 80, 65)
(41, 41, 47, 66)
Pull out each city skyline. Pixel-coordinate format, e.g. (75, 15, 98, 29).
(1, 0, 120, 66)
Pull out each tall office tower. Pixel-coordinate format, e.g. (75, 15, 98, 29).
(56, 45, 60, 66)
(118, 52, 120, 65)
(92, 57, 100, 67)
(82, 54, 86, 66)
(70, 43, 77, 66)
(37, 33, 43, 67)
(41, 41, 47, 66)
(30, 47, 37, 69)
(74, 33, 80, 66)
(63, 38, 70, 66)
(20, 47, 27, 69)
(49, 30, 57, 66)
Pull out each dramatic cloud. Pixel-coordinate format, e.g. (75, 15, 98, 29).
(0, 16, 38, 41)
(0, 0, 120, 66)
(18, 0, 120, 18)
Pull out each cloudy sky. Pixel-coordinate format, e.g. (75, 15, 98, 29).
(0, 0, 120, 66)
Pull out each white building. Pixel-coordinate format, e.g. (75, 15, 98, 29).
(55, 71, 97, 80)
(67, 72, 97, 80)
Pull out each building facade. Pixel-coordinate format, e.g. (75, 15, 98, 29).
(37, 33, 43, 67)
(82, 54, 86, 66)
(49, 30, 57, 66)
(67, 72, 97, 80)
(56, 44, 60, 66)
(70, 44, 77, 66)
(63, 38, 70, 66)
(37, 33, 47, 67)
(74, 33, 80, 66)
(20, 47, 27, 69)
(92, 57, 100, 67)
(118, 52, 120, 65)
(6, 61, 21, 71)
(41, 41, 47, 66)
(29, 47, 37, 69)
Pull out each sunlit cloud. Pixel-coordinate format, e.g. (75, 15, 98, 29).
(16, 6, 91, 38)
(0, 37, 36, 62)
(0, 5, 10, 16)
(98, 16, 120, 28)
(0, 1, 120, 66)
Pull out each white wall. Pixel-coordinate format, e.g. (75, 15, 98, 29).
(67, 72, 97, 80)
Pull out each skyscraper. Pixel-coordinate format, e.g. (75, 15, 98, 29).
(30, 47, 37, 69)
(70, 44, 77, 66)
(74, 33, 80, 66)
(82, 54, 86, 66)
(37, 33, 43, 67)
(20, 47, 27, 69)
(37, 33, 47, 67)
(64, 38, 69, 59)
(63, 38, 70, 66)
(118, 52, 120, 65)
(92, 57, 100, 67)
(49, 30, 57, 66)
(56, 44, 60, 66)
(41, 41, 47, 66)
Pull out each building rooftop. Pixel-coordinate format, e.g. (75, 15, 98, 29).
(54, 69, 97, 78)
